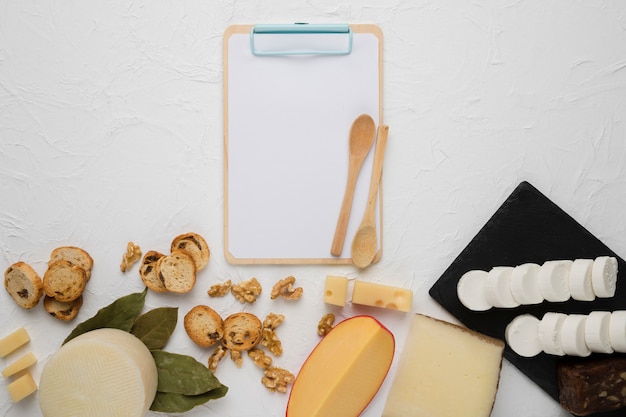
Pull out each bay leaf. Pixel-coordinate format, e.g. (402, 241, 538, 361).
(63, 289, 147, 345)
(131, 307, 178, 350)
(151, 350, 223, 395)
(150, 385, 228, 413)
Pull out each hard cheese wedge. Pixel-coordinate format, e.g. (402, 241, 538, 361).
(382, 313, 504, 417)
(286, 315, 394, 417)
(38, 328, 158, 417)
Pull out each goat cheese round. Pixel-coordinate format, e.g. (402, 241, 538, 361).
(505, 314, 541, 357)
(484, 267, 519, 308)
(591, 256, 618, 298)
(457, 270, 492, 311)
(584, 311, 613, 354)
(510, 263, 543, 305)
(609, 311, 626, 352)
(568, 259, 595, 301)
(538, 260, 572, 302)
(538, 312, 567, 356)
(39, 328, 158, 417)
(560, 314, 591, 357)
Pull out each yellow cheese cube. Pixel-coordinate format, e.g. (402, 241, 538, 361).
(2, 351, 37, 378)
(7, 371, 37, 402)
(324, 275, 348, 306)
(351, 280, 413, 312)
(0, 327, 30, 358)
(382, 314, 504, 417)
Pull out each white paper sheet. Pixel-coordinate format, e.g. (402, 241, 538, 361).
(226, 29, 381, 262)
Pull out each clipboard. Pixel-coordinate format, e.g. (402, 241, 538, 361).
(224, 23, 384, 265)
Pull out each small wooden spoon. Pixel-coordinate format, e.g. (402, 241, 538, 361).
(351, 124, 389, 268)
(330, 114, 376, 257)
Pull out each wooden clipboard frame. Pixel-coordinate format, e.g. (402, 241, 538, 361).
(223, 24, 384, 265)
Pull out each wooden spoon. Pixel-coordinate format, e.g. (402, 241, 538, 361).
(351, 124, 389, 268)
(330, 114, 376, 257)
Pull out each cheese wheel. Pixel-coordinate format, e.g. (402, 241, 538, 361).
(505, 314, 541, 357)
(457, 270, 492, 311)
(484, 267, 519, 308)
(538, 260, 572, 302)
(538, 312, 567, 356)
(560, 314, 591, 357)
(569, 259, 595, 301)
(591, 256, 618, 298)
(39, 328, 158, 417)
(510, 263, 543, 305)
(584, 311, 613, 354)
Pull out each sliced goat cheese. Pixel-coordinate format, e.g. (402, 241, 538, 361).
(484, 267, 519, 308)
(591, 256, 618, 298)
(538, 312, 567, 356)
(568, 259, 595, 301)
(609, 311, 626, 353)
(457, 270, 492, 311)
(584, 311, 613, 354)
(505, 314, 541, 357)
(510, 263, 543, 305)
(560, 314, 591, 357)
(538, 260, 572, 302)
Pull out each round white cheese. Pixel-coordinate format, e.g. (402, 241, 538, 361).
(591, 256, 618, 298)
(39, 328, 158, 417)
(484, 267, 519, 308)
(609, 311, 626, 352)
(560, 314, 591, 357)
(568, 259, 595, 301)
(505, 314, 541, 357)
(538, 312, 567, 356)
(457, 270, 492, 311)
(510, 263, 543, 305)
(584, 311, 613, 354)
(538, 260, 572, 302)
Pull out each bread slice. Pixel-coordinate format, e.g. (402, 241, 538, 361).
(155, 250, 196, 293)
(43, 295, 83, 321)
(43, 260, 87, 302)
(171, 233, 210, 271)
(184, 305, 224, 347)
(139, 251, 167, 293)
(49, 246, 93, 280)
(222, 312, 263, 351)
(4, 262, 44, 309)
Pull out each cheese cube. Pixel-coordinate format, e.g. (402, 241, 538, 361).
(382, 313, 504, 417)
(7, 371, 37, 402)
(324, 275, 348, 306)
(2, 351, 37, 378)
(0, 327, 30, 358)
(351, 280, 413, 312)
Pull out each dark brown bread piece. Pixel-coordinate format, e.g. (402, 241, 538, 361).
(558, 356, 626, 416)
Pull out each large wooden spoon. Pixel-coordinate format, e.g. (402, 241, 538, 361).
(351, 124, 389, 268)
(330, 114, 376, 257)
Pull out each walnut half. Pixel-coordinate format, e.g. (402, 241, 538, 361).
(120, 242, 142, 272)
(262, 366, 295, 393)
(317, 313, 335, 337)
(208, 279, 232, 297)
(231, 277, 262, 304)
(270, 276, 303, 300)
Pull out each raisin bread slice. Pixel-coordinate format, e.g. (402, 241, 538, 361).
(43, 295, 83, 321)
(4, 262, 44, 309)
(139, 251, 167, 293)
(184, 305, 224, 347)
(49, 246, 93, 280)
(43, 260, 87, 302)
(171, 233, 210, 271)
(155, 250, 196, 293)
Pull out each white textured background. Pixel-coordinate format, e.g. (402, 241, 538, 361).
(1, 1, 626, 416)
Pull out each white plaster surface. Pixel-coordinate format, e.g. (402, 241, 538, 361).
(1, 1, 626, 416)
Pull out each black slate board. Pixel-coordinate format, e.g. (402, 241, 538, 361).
(429, 181, 626, 417)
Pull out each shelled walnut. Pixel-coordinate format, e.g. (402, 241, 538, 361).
(231, 277, 262, 304)
(262, 366, 295, 393)
(208, 345, 227, 372)
(317, 313, 335, 337)
(120, 242, 142, 272)
(208, 280, 232, 297)
(270, 276, 303, 300)
(248, 348, 273, 369)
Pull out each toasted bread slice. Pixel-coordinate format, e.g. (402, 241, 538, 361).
(139, 251, 167, 293)
(155, 250, 196, 293)
(43, 295, 83, 321)
(184, 305, 224, 347)
(4, 262, 44, 309)
(49, 246, 93, 280)
(171, 233, 210, 271)
(222, 312, 263, 352)
(43, 260, 87, 302)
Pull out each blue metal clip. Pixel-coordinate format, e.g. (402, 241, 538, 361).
(250, 23, 353, 56)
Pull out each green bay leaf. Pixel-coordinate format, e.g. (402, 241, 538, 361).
(149, 385, 228, 413)
(131, 307, 178, 350)
(63, 289, 147, 345)
(151, 350, 223, 395)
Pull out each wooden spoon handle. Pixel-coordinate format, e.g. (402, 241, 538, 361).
(331, 155, 365, 256)
(362, 125, 389, 225)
